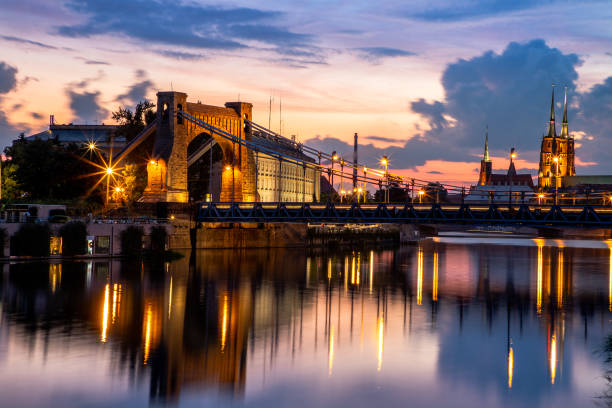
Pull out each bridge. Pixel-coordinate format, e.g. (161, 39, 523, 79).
(107, 90, 612, 233)
(197, 202, 612, 228)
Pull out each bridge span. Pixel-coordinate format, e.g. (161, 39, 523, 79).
(197, 202, 612, 228)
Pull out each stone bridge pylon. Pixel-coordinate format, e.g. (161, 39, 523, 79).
(140, 91, 258, 203)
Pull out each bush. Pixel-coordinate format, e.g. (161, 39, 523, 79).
(11, 223, 51, 257)
(59, 221, 88, 256)
(120, 226, 144, 255)
(150, 226, 167, 252)
(0, 228, 6, 255)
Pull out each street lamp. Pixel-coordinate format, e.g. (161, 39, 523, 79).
(331, 151, 337, 200)
(553, 156, 559, 206)
(105, 167, 114, 205)
(418, 189, 425, 204)
(381, 156, 389, 203)
(358, 187, 363, 203)
(509, 148, 516, 209)
(538, 193, 544, 206)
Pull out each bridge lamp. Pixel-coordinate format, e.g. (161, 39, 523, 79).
(538, 193, 544, 205)
(225, 165, 231, 171)
(88, 142, 96, 150)
(106, 167, 114, 175)
(418, 189, 425, 204)
(332, 151, 338, 162)
(150, 160, 158, 166)
(511, 151, 517, 159)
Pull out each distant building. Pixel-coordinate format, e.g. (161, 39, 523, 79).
(467, 136, 535, 203)
(538, 88, 576, 189)
(27, 115, 125, 155)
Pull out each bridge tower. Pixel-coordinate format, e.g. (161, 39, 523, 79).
(141, 91, 258, 203)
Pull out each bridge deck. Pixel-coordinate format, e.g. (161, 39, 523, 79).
(197, 202, 612, 228)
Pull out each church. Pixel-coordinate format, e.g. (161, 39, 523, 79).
(538, 88, 576, 189)
(466, 128, 535, 203)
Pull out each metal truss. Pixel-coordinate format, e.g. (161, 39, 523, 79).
(197, 202, 612, 228)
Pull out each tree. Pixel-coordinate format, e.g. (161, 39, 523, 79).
(3, 135, 101, 201)
(112, 101, 156, 202)
(1, 160, 23, 200)
(122, 164, 147, 203)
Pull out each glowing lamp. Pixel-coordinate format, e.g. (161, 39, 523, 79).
(106, 167, 113, 175)
(225, 165, 231, 171)
(88, 143, 96, 150)
(538, 194, 544, 198)
(553, 157, 559, 163)
(150, 160, 157, 166)
(418, 190, 425, 195)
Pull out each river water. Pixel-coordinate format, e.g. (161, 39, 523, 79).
(0, 238, 611, 407)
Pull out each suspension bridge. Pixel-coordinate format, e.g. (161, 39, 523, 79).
(108, 91, 612, 229)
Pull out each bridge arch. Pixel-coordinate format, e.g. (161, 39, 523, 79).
(141, 92, 258, 203)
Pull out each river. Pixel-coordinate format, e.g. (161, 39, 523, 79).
(0, 238, 611, 407)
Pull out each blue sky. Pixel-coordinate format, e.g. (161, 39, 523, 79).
(0, 0, 611, 183)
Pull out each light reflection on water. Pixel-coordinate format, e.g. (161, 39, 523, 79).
(0, 238, 610, 407)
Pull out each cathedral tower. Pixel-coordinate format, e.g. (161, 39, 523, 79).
(538, 87, 575, 189)
(478, 126, 492, 185)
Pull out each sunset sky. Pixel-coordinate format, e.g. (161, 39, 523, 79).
(0, 0, 611, 185)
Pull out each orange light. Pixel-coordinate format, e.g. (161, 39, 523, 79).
(511, 153, 517, 159)
(553, 156, 559, 163)
(418, 190, 425, 196)
(358, 187, 362, 193)
(149, 160, 157, 166)
(105, 167, 113, 175)
(225, 165, 231, 171)
(114, 186, 121, 193)
(88, 143, 96, 150)
(332, 155, 338, 161)
(538, 194, 544, 198)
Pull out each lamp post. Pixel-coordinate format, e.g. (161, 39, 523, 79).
(340, 159, 344, 203)
(381, 156, 388, 203)
(105, 167, 114, 206)
(331, 151, 338, 201)
(418, 189, 424, 204)
(538, 193, 544, 206)
(509, 148, 516, 210)
(363, 167, 368, 204)
(358, 187, 363, 203)
(553, 156, 559, 206)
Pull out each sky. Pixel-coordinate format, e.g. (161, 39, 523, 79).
(0, 0, 611, 185)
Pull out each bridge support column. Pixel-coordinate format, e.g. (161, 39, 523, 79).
(142, 91, 189, 203)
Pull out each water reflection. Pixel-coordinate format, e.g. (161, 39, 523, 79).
(0, 239, 610, 407)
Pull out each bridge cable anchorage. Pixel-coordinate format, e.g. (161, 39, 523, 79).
(180, 111, 612, 205)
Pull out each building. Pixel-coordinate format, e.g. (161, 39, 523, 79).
(28, 115, 125, 155)
(538, 88, 576, 189)
(467, 136, 535, 203)
(203, 131, 320, 202)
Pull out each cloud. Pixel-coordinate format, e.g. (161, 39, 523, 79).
(56, 0, 319, 62)
(66, 89, 109, 123)
(116, 70, 155, 104)
(0, 61, 26, 145)
(409, 0, 555, 21)
(155, 50, 206, 61)
(306, 39, 600, 173)
(0, 62, 18, 94)
(365, 135, 404, 143)
(355, 47, 416, 63)
(30, 112, 44, 120)
(571, 76, 612, 167)
(411, 39, 580, 162)
(0, 35, 57, 50)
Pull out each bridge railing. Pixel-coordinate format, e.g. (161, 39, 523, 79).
(196, 201, 612, 227)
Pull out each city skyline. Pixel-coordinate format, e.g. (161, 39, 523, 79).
(1, 0, 611, 184)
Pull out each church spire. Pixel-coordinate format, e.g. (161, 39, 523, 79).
(484, 125, 490, 161)
(547, 85, 557, 138)
(560, 86, 569, 138)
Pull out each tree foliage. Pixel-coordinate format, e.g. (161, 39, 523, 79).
(59, 221, 88, 256)
(3, 134, 101, 201)
(112, 101, 156, 203)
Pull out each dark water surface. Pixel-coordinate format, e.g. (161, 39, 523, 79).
(1, 238, 612, 407)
